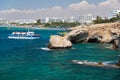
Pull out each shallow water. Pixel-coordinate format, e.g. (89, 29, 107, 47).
(0, 27, 120, 80)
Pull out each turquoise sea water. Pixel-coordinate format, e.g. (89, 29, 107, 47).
(0, 27, 120, 80)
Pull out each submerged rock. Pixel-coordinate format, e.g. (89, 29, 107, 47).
(72, 60, 120, 68)
(48, 35, 72, 49)
(115, 61, 120, 67)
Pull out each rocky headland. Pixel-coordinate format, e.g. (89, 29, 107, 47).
(66, 22, 120, 43)
(110, 37, 120, 50)
(48, 22, 120, 49)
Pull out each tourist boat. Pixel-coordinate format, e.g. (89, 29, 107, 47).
(8, 31, 40, 39)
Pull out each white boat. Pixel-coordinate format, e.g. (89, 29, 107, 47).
(8, 31, 40, 39)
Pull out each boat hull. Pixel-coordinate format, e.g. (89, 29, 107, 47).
(8, 31, 40, 39)
(8, 36, 40, 39)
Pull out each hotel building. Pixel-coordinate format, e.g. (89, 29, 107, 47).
(112, 10, 120, 17)
(78, 14, 93, 24)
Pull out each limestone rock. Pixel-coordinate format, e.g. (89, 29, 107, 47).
(100, 30, 113, 43)
(87, 30, 113, 43)
(65, 22, 120, 43)
(48, 35, 72, 49)
(111, 37, 120, 49)
(87, 35, 102, 43)
(64, 29, 88, 43)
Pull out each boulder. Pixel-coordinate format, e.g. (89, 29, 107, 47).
(64, 29, 88, 43)
(48, 35, 72, 49)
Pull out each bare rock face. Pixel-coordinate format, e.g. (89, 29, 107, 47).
(111, 37, 120, 50)
(87, 30, 114, 43)
(100, 30, 113, 43)
(67, 22, 120, 43)
(48, 35, 72, 49)
(87, 35, 102, 43)
(64, 29, 114, 43)
(64, 30, 88, 43)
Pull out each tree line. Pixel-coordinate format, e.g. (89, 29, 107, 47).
(94, 13, 120, 24)
(35, 19, 80, 28)
(35, 13, 120, 27)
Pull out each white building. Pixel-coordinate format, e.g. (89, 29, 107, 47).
(41, 18, 52, 23)
(67, 17, 77, 23)
(78, 14, 93, 24)
(51, 17, 63, 23)
(12, 19, 36, 24)
(41, 17, 63, 23)
(112, 10, 120, 17)
(0, 19, 10, 25)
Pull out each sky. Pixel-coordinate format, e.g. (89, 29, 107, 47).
(0, 0, 120, 20)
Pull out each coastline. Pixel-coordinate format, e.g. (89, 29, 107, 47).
(0, 25, 65, 30)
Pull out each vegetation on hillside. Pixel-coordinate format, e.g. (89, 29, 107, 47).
(35, 20, 80, 28)
(94, 13, 120, 24)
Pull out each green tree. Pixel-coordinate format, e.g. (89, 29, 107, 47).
(116, 12, 120, 22)
(110, 17, 118, 22)
(110, 12, 120, 22)
(35, 19, 41, 25)
(44, 23, 51, 27)
(94, 16, 103, 24)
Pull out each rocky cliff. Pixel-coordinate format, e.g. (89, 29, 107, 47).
(48, 22, 120, 49)
(111, 37, 120, 50)
(65, 22, 120, 43)
(64, 29, 88, 43)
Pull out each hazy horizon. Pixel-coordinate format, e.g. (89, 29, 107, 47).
(0, 0, 120, 20)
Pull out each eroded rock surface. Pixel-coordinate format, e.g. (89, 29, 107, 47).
(65, 22, 120, 43)
(48, 35, 72, 49)
(64, 30, 88, 43)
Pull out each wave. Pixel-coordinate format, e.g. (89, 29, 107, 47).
(41, 47, 52, 51)
(71, 47, 76, 49)
(40, 47, 75, 50)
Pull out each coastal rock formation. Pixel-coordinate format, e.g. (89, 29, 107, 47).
(87, 35, 102, 43)
(72, 60, 120, 68)
(87, 30, 113, 43)
(65, 22, 120, 43)
(64, 29, 88, 43)
(47, 22, 120, 49)
(48, 35, 72, 49)
(111, 37, 120, 49)
(100, 30, 113, 43)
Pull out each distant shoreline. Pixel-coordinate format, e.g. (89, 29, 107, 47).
(0, 25, 65, 30)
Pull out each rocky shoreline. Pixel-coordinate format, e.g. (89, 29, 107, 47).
(48, 22, 120, 49)
(72, 60, 120, 69)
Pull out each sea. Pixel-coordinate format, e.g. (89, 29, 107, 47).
(0, 26, 120, 80)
